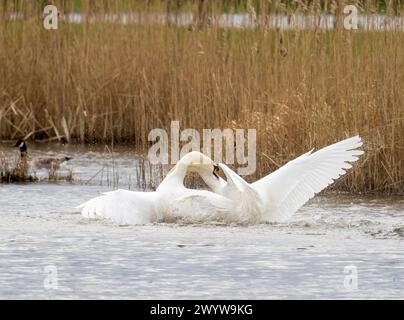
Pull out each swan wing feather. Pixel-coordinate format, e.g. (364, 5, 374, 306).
(77, 189, 157, 225)
(219, 163, 263, 222)
(252, 136, 364, 221)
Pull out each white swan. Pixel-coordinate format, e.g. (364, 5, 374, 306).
(77, 152, 235, 225)
(78, 135, 364, 225)
(208, 135, 364, 222)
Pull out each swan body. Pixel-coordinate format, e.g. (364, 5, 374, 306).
(78, 152, 235, 225)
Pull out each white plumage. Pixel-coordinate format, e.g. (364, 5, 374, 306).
(219, 135, 364, 221)
(79, 190, 158, 225)
(77, 152, 236, 225)
(78, 136, 364, 225)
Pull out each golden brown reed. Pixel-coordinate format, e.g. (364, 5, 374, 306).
(0, 1, 403, 192)
(1, 152, 36, 182)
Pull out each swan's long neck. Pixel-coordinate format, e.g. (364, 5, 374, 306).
(171, 162, 188, 182)
(163, 163, 226, 193)
(157, 162, 188, 190)
(157, 151, 226, 193)
(197, 170, 227, 194)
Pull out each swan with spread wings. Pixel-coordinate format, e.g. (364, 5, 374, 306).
(78, 136, 364, 224)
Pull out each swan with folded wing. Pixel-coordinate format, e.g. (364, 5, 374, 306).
(77, 151, 237, 225)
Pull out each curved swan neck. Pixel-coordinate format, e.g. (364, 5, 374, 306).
(197, 169, 226, 193)
(158, 162, 188, 190)
(170, 162, 188, 182)
(158, 151, 224, 192)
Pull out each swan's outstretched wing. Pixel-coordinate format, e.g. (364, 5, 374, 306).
(252, 136, 364, 221)
(77, 189, 157, 225)
(218, 163, 263, 222)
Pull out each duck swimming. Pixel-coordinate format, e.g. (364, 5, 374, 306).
(14, 139, 72, 171)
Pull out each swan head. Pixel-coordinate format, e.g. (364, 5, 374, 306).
(171, 151, 220, 180)
(162, 151, 226, 193)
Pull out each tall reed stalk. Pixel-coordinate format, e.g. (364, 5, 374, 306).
(0, 1, 403, 192)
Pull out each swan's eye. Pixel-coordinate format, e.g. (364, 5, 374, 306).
(213, 164, 220, 180)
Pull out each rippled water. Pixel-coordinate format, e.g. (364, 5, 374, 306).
(0, 142, 403, 299)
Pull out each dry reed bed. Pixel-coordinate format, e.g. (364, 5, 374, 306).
(0, 153, 36, 182)
(0, 1, 403, 192)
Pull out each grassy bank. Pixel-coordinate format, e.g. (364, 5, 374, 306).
(0, 1, 403, 192)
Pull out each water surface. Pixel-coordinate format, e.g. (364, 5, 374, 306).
(0, 142, 403, 299)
